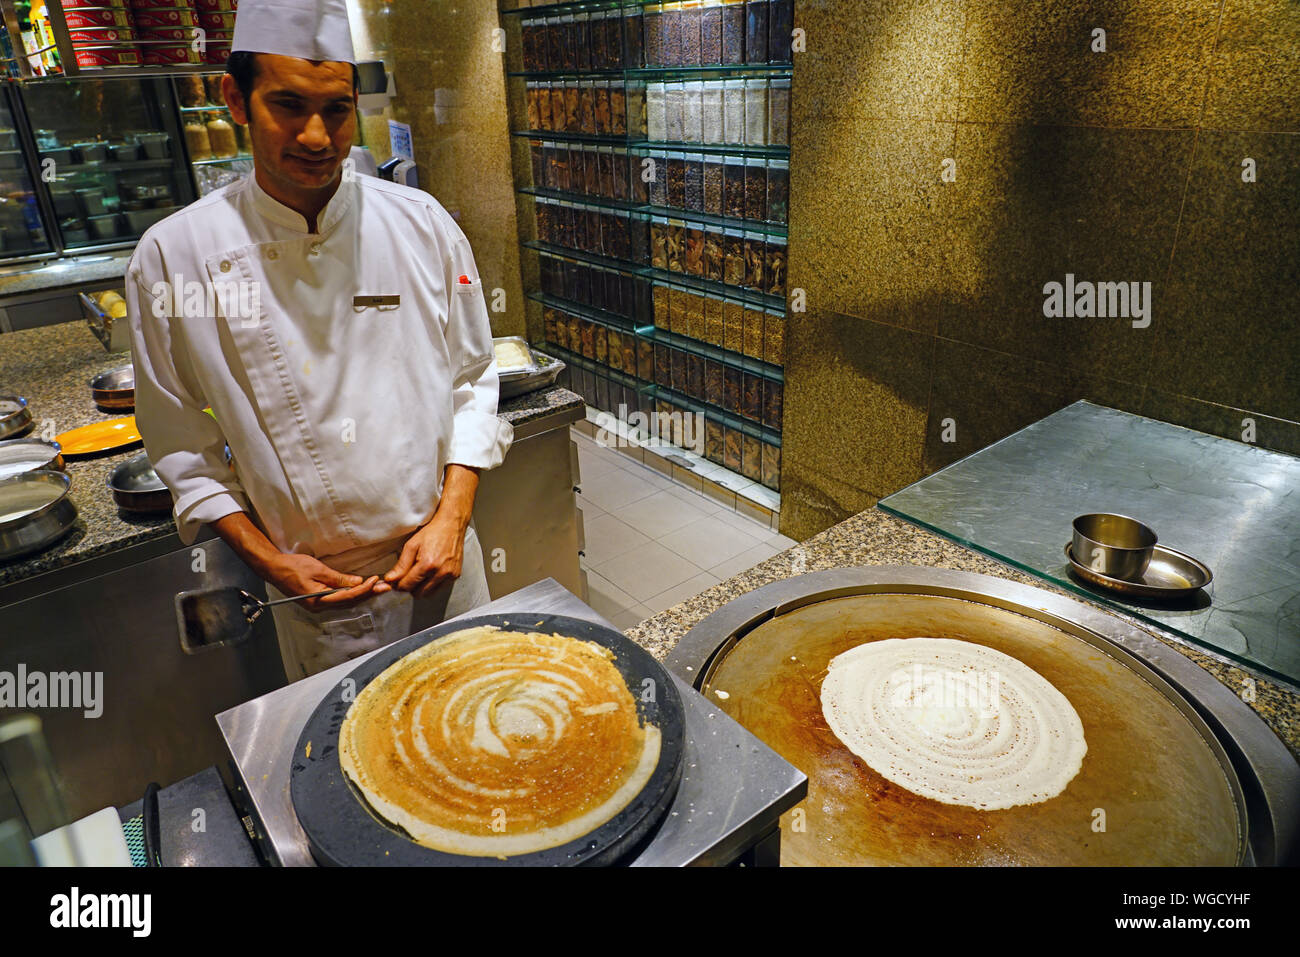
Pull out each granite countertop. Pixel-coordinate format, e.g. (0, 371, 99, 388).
(0, 320, 583, 588)
(0, 251, 134, 300)
(625, 507, 1300, 762)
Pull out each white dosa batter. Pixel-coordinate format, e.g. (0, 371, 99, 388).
(821, 638, 1087, 810)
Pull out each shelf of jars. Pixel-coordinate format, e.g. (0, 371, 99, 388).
(503, 0, 792, 491)
(530, 288, 783, 382)
(544, 339, 782, 491)
(539, 289, 784, 439)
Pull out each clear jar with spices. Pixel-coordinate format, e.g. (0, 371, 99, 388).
(184, 116, 213, 161)
(681, 81, 704, 143)
(744, 157, 767, 221)
(766, 158, 789, 224)
(664, 82, 685, 142)
(646, 82, 668, 141)
(745, 0, 769, 64)
(765, 236, 787, 297)
(721, 0, 746, 65)
(722, 79, 746, 145)
(700, 3, 723, 64)
(763, 308, 785, 366)
(701, 81, 724, 144)
(744, 78, 769, 145)
(767, 77, 791, 146)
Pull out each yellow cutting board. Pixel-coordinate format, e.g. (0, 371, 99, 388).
(57, 416, 142, 456)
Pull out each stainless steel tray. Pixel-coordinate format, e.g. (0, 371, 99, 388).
(499, 347, 565, 400)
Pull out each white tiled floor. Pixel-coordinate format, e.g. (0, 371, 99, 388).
(575, 427, 796, 632)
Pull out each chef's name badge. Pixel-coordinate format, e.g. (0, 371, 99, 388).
(353, 294, 400, 311)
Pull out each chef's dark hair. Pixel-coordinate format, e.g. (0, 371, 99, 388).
(225, 51, 360, 109)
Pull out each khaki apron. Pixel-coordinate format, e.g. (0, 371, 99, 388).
(267, 525, 491, 681)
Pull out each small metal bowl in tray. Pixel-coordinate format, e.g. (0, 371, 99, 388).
(107, 452, 172, 514)
(0, 395, 33, 441)
(0, 438, 63, 481)
(90, 365, 135, 411)
(493, 337, 566, 400)
(0, 470, 77, 562)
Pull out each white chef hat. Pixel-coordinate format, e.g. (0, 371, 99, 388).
(231, 0, 357, 64)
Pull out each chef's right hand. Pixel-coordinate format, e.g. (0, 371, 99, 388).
(266, 554, 391, 612)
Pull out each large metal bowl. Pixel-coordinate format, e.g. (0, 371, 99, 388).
(90, 365, 135, 411)
(107, 452, 172, 514)
(0, 438, 63, 481)
(0, 470, 77, 561)
(0, 395, 32, 440)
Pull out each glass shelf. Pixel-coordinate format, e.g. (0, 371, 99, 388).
(647, 383, 781, 446)
(518, 185, 788, 237)
(545, 340, 652, 394)
(191, 154, 251, 166)
(514, 129, 790, 160)
(510, 65, 793, 80)
(528, 288, 784, 382)
(525, 238, 787, 312)
(500, 0, 636, 17)
(179, 105, 230, 113)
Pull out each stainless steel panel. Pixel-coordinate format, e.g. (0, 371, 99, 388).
(0, 537, 285, 820)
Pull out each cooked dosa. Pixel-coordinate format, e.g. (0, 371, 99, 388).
(821, 638, 1086, 810)
(339, 625, 660, 857)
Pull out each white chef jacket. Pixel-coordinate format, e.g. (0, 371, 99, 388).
(125, 173, 513, 562)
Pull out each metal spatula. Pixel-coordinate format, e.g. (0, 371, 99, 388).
(175, 585, 346, 654)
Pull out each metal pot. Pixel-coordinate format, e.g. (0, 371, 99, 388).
(0, 470, 77, 562)
(107, 453, 172, 514)
(90, 365, 135, 410)
(0, 438, 63, 481)
(0, 396, 32, 440)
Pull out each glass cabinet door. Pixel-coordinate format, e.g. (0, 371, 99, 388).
(17, 76, 195, 251)
(0, 88, 51, 259)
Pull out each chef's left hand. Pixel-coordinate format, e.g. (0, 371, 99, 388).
(383, 512, 465, 598)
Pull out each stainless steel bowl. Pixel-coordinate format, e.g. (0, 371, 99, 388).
(0, 395, 32, 440)
(90, 365, 135, 410)
(1071, 512, 1157, 581)
(0, 438, 63, 481)
(107, 452, 172, 514)
(0, 470, 77, 561)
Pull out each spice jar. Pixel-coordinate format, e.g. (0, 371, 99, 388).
(178, 74, 205, 109)
(685, 227, 705, 276)
(768, 77, 791, 146)
(703, 160, 725, 215)
(723, 231, 746, 286)
(666, 221, 685, 272)
(723, 299, 745, 352)
(184, 117, 213, 160)
(744, 78, 769, 145)
(701, 4, 723, 64)
(664, 83, 685, 142)
(686, 288, 707, 339)
(723, 79, 746, 145)
(745, 1, 770, 64)
(761, 441, 780, 490)
(646, 82, 667, 141)
(687, 352, 704, 399)
(667, 156, 686, 208)
(724, 162, 746, 219)
(742, 433, 762, 482)
(764, 308, 785, 365)
(723, 365, 742, 413)
(703, 231, 724, 281)
(611, 83, 629, 135)
(744, 158, 767, 221)
(764, 378, 783, 429)
(723, 426, 743, 472)
(741, 372, 763, 421)
(685, 154, 705, 211)
(623, 8, 645, 68)
(579, 82, 596, 134)
(706, 418, 725, 465)
(704, 359, 724, 406)
(743, 307, 765, 359)
(701, 82, 724, 144)
(743, 233, 767, 289)
(637, 337, 655, 380)
(669, 285, 687, 334)
(721, 0, 746, 64)
(594, 323, 608, 364)
(670, 347, 687, 392)
(681, 81, 704, 142)
(705, 295, 725, 345)
(644, 5, 665, 66)
(661, 3, 683, 67)
(766, 158, 789, 224)
(765, 239, 787, 297)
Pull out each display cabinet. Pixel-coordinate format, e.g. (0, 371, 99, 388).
(502, 0, 792, 492)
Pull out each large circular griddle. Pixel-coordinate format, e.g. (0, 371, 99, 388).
(663, 568, 1289, 867)
(292, 613, 684, 866)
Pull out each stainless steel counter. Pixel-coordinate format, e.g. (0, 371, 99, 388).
(216, 578, 807, 866)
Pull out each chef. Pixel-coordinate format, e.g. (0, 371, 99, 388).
(126, 0, 512, 679)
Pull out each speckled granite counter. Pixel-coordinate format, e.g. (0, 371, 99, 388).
(625, 507, 1300, 763)
(0, 320, 582, 590)
(0, 251, 133, 300)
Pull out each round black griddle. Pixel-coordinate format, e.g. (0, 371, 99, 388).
(291, 613, 685, 866)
